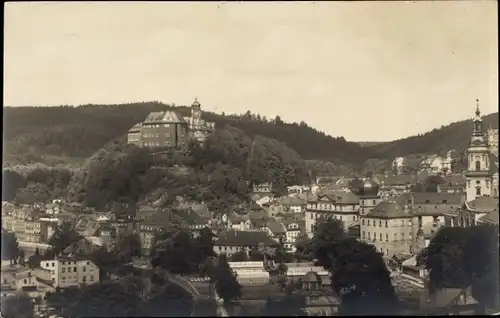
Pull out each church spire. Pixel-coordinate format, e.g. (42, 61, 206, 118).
(475, 98, 481, 117)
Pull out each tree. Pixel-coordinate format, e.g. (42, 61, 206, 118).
(47, 221, 82, 255)
(190, 227, 217, 278)
(294, 232, 313, 261)
(15, 182, 52, 204)
(1, 231, 21, 265)
(1, 294, 35, 318)
(424, 225, 499, 309)
(309, 217, 346, 270)
(115, 233, 142, 262)
(249, 248, 265, 261)
(152, 230, 196, 275)
(212, 254, 242, 307)
(2, 169, 27, 201)
(332, 238, 399, 315)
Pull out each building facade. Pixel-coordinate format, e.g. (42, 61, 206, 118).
(465, 102, 493, 202)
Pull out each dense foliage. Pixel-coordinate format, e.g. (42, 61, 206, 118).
(212, 254, 242, 305)
(47, 221, 83, 255)
(151, 227, 215, 277)
(1, 294, 35, 318)
(3, 103, 373, 167)
(4, 103, 498, 173)
(422, 225, 499, 309)
(305, 216, 399, 315)
(368, 112, 498, 158)
(1, 231, 22, 264)
(45, 275, 193, 317)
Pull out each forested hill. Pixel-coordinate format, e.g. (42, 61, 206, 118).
(3, 102, 374, 166)
(368, 112, 499, 158)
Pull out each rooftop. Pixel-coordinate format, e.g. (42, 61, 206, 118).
(366, 201, 410, 219)
(310, 191, 360, 205)
(143, 110, 187, 124)
(215, 230, 280, 247)
(465, 196, 499, 212)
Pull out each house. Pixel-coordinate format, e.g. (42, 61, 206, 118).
(287, 185, 311, 196)
(40, 255, 100, 288)
(229, 213, 253, 231)
(281, 219, 306, 253)
(252, 183, 273, 197)
(213, 230, 280, 257)
(277, 196, 307, 213)
(138, 211, 179, 253)
(265, 219, 287, 242)
(305, 191, 360, 237)
(172, 207, 211, 236)
(376, 174, 415, 199)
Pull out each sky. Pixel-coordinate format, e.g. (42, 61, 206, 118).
(4, 1, 498, 142)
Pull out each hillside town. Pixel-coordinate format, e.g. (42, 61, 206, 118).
(2, 101, 499, 317)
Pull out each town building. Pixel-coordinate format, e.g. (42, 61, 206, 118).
(374, 174, 415, 200)
(39, 255, 100, 288)
(213, 230, 280, 257)
(182, 98, 216, 143)
(287, 185, 311, 196)
(281, 219, 306, 253)
(465, 101, 494, 202)
(127, 110, 189, 148)
(360, 202, 412, 257)
(305, 191, 360, 237)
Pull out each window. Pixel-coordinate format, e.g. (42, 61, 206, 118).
(83, 267, 86, 272)
(393, 233, 398, 241)
(379, 220, 382, 227)
(74, 267, 77, 272)
(425, 199, 430, 204)
(367, 220, 371, 226)
(90, 276, 94, 282)
(310, 213, 313, 219)
(476, 187, 481, 196)
(386, 234, 388, 241)
(379, 233, 382, 241)
(62, 268, 66, 273)
(476, 180, 481, 185)
(52, 262, 55, 267)
(386, 249, 389, 255)
(401, 233, 405, 240)
(385, 221, 388, 228)
(373, 232, 376, 241)
(368, 232, 371, 239)
(372, 200, 376, 205)
(362, 231, 365, 239)
(82, 276, 86, 282)
(24, 279, 27, 284)
(68, 268, 71, 273)
(476, 161, 481, 171)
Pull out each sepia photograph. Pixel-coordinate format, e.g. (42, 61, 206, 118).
(2, 1, 499, 317)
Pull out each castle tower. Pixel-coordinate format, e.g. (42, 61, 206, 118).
(191, 98, 202, 128)
(465, 99, 493, 202)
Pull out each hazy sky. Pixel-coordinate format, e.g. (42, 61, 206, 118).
(4, 1, 498, 141)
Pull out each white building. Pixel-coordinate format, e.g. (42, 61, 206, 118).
(465, 101, 493, 203)
(40, 255, 100, 288)
(182, 98, 215, 143)
(487, 128, 499, 157)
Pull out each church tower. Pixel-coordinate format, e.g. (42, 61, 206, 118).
(465, 99, 493, 202)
